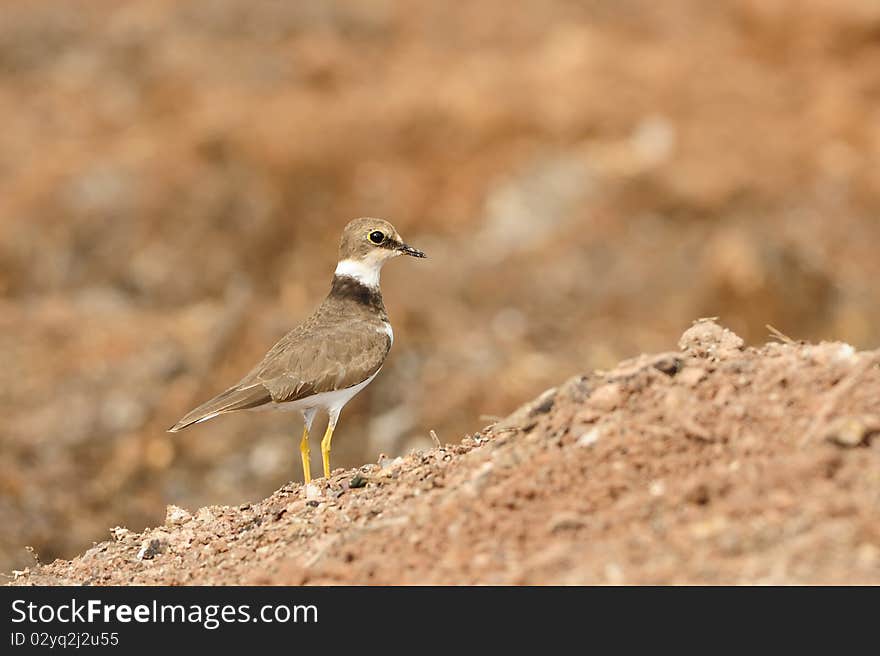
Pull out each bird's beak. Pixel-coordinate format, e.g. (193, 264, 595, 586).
(396, 241, 426, 258)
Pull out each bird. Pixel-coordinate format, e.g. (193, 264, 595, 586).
(168, 218, 426, 483)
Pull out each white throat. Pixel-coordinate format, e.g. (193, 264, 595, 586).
(335, 258, 382, 288)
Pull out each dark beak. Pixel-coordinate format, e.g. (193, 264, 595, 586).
(396, 241, 426, 258)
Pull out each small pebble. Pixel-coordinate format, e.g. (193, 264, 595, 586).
(137, 535, 168, 561)
(165, 505, 192, 525)
(305, 484, 322, 501)
(110, 527, 130, 542)
(824, 415, 880, 447)
(588, 383, 623, 412)
(678, 367, 707, 388)
(577, 428, 601, 447)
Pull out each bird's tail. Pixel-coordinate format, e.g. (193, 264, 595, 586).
(168, 384, 271, 432)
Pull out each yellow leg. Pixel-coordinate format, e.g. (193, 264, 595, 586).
(320, 422, 336, 479)
(299, 425, 311, 484)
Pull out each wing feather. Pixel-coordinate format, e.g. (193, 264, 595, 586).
(168, 383, 271, 432)
(168, 300, 391, 431)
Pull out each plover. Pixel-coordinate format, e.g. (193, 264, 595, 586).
(169, 218, 425, 483)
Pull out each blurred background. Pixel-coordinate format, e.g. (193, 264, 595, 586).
(2, 0, 880, 574)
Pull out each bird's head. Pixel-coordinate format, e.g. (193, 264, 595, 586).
(335, 218, 425, 287)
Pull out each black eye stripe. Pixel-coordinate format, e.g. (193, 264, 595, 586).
(369, 231, 385, 244)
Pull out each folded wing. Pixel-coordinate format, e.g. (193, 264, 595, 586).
(168, 315, 391, 432)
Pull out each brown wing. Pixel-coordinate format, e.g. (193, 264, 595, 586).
(167, 382, 272, 431)
(169, 300, 391, 432)
(253, 313, 391, 403)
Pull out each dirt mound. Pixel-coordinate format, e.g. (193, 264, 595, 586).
(9, 321, 879, 585)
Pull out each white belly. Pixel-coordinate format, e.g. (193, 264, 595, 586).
(250, 368, 381, 415)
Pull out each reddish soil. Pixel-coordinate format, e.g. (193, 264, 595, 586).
(10, 321, 880, 585)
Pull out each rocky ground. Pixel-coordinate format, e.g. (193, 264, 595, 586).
(10, 321, 879, 585)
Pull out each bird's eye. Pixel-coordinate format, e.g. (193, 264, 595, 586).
(368, 231, 385, 244)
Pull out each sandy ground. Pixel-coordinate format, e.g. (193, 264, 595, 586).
(10, 321, 879, 585)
